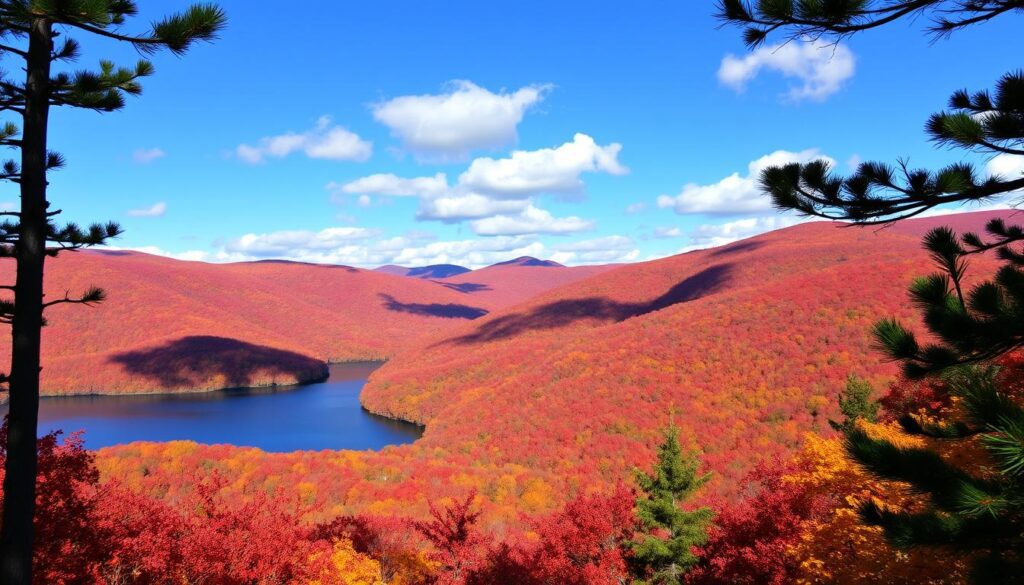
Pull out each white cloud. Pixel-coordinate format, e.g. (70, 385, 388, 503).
(470, 205, 594, 236)
(718, 39, 855, 102)
(389, 236, 545, 268)
(336, 134, 625, 231)
(132, 148, 166, 164)
(372, 80, 550, 157)
(458, 133, 628, 198)
(550, 235, 639, 265)
(126, 201, 167, 218)
(332, 173, 450, 199)
(680, 216, 806, 252)
(625, 202, 647, 214)
(652, 227, 683, 238)
(988, 154, 1024, 179)
(225, 227, 380, 257)
(658, 148, 833, 215)
(417, 193, 530, 221)
(236, 116, 372, 164)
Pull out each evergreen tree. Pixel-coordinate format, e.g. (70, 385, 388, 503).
(829, 374, 879, 431)
(630, 427, 713, 584)
(719, 1, 1024, 580)
(0, 3, 225, 583)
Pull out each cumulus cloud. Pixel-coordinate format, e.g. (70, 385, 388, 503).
(389, 236, 545, 268)
(126, 202, 167, 218)
(332, 173, 449, 199)
(550, 235, 639, 265)
(678, 216, 806, 253)
(132, 148, 166, 164)
(417, 193, 530, 221)
(657, 148, 833, 215)
(224, 227, 380, 257)
(718, 39, 855, 102)
(988, 154, 1024, 179)
(470, 205, 593, 236)
(372, 80, 550, 157)
(338, 134, 626, 233)
(458, 133, 628, 198)
(236, 116, 372, 164)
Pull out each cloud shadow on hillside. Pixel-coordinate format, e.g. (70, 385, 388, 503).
(445, 263, 732, 345)
(379, 294, 489, 320)
(432, 281, 493, 294)
(109, 335, 329, 389)
(710, 240, 764, 256)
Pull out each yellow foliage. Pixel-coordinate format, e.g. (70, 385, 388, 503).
(309, 539, 383, 585)
(787, 429, 973, 584)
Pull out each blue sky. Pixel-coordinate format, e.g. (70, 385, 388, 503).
(25, 1, 1023, 267)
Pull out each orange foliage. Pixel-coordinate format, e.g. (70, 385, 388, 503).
(787, 427, 974, 584)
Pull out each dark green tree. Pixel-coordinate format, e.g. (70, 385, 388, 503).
(630, 427, 713, 584)
(0, 3, 225, 583)
(719, 1, 1024, 580)
(829, 374, 879, 431)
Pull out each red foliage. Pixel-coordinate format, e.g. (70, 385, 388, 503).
(414, 491, 492, 584)
(95, 475, 330, 584)
(0, 251, 605, 396)
(689, 460, 826, 585)
(416, 485, 638, 585)
(515, 484, 637, 585)
(0, 420, 106, 584)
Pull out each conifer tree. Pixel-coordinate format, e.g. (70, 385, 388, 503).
(630, 427, 713, 584)
(829, 374, 879, 431)
(718, 1, 1024, 580)
(0, 3, 224, 583)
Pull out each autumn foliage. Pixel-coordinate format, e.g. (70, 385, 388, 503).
(0, 252, 606, 396)
(7, 210, 1021, 583)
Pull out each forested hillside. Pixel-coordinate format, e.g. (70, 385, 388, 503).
(0, 252, 604, 395)
(97, 211, 1007, 525)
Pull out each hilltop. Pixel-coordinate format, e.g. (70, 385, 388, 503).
(374, 263, 472, 279)
(0, 251, 608, 395)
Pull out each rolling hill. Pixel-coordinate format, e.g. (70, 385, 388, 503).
(358, 210, 1007, 496)
(96, 210, 1011, 535)
(0, 251, 609, 395)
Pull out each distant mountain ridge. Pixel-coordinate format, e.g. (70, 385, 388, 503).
(374, 264, 471, 279)
(492, 256, 564, 268)
(375, 256, 564, 279)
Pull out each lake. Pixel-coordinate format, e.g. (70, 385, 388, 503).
(21, 362, 423, 452)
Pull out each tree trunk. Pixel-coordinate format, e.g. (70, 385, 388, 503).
(0, 16, 52, 585)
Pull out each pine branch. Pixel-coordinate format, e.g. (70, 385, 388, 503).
(41, 286, 106, 309)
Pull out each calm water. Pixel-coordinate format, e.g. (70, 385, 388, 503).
(20, 362, 422, 452)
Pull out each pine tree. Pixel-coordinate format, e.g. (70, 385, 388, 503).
(718, 2, 1024, 580)
(829, 374, 879, 431)
(630, 427, 713, 584)
(0, 3, 225, 583)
